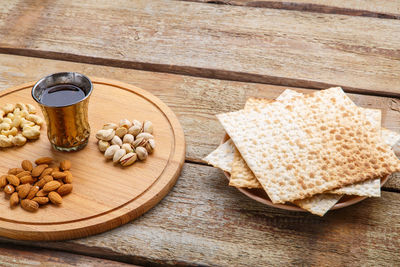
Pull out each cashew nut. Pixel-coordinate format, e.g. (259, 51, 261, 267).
(22, 125, 41, 139)
(0, 135, 13, 148)
(12, 134, 27, 146)
(1, 127, 18, 136)
(20, 118, 35, 128)
(1, 103, 14, 114)
(26, 104, 37, 114)
(0, 122, 11, 131)
(26, 114, 44, 126)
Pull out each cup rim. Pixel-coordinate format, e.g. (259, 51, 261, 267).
(31, 72, 93, 108)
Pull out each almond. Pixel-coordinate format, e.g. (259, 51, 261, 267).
(6, 175, 20, 186)
(26, 186, 40, 200)
(52, 171, 67, 179)
(16, 171, 31, 178)
(0, 175, 7, 188)
(21, 160, 33, 171)
(57, 184, 73, 196)
(18, 184, 31, 199)
(39, 168, 53, 179)
(34, 157, 53, 165)
(60, 160, 71, 171)
(64, 171, 73, 184)
(8, 168, 24, 175)
(48, 191, 62, 205)
(4, 184, 14, 194)
(31, 164, 48, 177)
(32, 197, 49, 205)
(43, 181, 61, 192)
(21, 199, 39, 212)
(19, 175, 34, 184)
(36, 189, 48, 197)
(10, 192, 19, 207)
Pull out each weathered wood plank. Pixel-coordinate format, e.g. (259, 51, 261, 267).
(0, 244, 136, 266)
(1, 54, 400, 167)
(183, 0, 400, 19)
(0, 1, 400, 95)
(0, 163, 399, 266)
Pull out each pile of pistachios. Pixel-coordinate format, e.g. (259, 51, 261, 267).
(0, 103, 43, 148)
(95, 119, 155, 167)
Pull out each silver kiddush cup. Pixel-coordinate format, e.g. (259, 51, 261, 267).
(32, 72, 93, 152)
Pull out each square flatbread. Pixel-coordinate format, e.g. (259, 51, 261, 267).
(217, 87, 400, 204)
(203, 139, 235, 173)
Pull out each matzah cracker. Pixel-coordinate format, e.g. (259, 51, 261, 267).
(203, 139, 235, 173)
(218, 87, 400, 204)
(230, 148, 261, 188)
(293, 194, 343, 216)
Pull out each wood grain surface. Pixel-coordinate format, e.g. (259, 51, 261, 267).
(0, 244, 135, 267)
(0, 79, 185, 240)
(1, 54, 400, 166)
(183, 0, 400, 19)
(0, 163, 399, 266)
(0, 1, 400, 95)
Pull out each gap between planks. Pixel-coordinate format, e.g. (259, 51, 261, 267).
(181, 0, 400, 20)
(0, 49, 399, 100)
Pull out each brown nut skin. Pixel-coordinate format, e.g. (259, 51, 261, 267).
(21, 199, 39, 212)
(4, 184, 15, 194)
(0, 175, 7, 188)
(39, 168, 53, 179)
(34, 157, 53, 165)
(57, 184, 73, 196)
(18, 184, 31, 199)
(64, 171, 73, 184)
(36, 189, 48, 197)
(31, 164, 48, 177)
(52, 171, 67, 179)
(6, 175, 20, 186)
(21, 160, 33, 171)
(10, 192, 19, 207)
(19, 175, 34, 184)
(60, 160, 71, 171)
(26, 186, 40, 200)
(48, 191, 62, 205)
(43, 181, 61, 192)
(8, 168, 24, 175)
(32, 197, 49, 205)
(16, 171, 31, 178)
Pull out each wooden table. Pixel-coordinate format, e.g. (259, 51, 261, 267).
(0, 1, 400, 266)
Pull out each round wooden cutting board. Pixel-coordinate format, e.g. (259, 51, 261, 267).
(0, 78, 185, 241)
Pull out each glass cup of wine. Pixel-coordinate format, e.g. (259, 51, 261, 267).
(31, 72, 93, 152)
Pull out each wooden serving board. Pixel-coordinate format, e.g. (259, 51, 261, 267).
(0, 78, 185, 241)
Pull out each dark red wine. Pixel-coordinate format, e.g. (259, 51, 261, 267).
(40, 84, 86, 106)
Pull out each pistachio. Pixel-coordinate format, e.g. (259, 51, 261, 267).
(95, 129, 115, 141)
(128, 125, 141, 136)
(119, 119, 132, 129)
(120, 152, 137, 166)
(113, 148, 126, 163)
(132, 137, 148, 148)
(132, 120, 143, 129)
(143, 120, 153, 134)
(123, 134, 134, 144)
(121, 143, 134, 154)
(115, 127, 128, 138)
(136, 146, 148, 161)
(104, 144, 120, 159)
(2, 103, 14, 114)
(98, 140, 110, 152)
(145, 139, 156, 154)
(136, 132, 154, 140)
(103, 122, 118, 130)
(111, 135, 123, 146)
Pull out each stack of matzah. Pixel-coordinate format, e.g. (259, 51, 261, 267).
(204, 88, 400, 216)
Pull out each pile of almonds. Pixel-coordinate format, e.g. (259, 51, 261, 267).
(96, 119, 155, 167)
(0, 103, 43, 148)
(0, 157, 73, 212)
